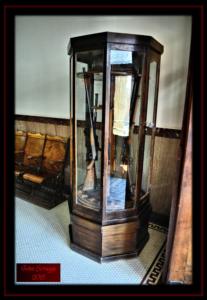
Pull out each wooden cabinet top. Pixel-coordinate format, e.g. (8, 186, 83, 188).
(68, 31, 164, 55)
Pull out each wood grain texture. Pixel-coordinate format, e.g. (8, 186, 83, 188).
(167, 109, 192, 284)
(68, 32, 163, 55)
(23, 173, 44, 184)
(15, 133, 69, 209)
(23, 133, 45, 168)
(15, 120, 69, 138)
(42, 137, 67, 175)
(102, 221, 139, 256)
(71, 215, 141, 258)
(35, 122, 47, 134)
(71, 215, 102, 255)
(15, 131, 27, 153)
(15, 120, 26, 131)
(150, 137, 180, 216)
(15, 119, 70, 187)
(46, 123, 57, 136)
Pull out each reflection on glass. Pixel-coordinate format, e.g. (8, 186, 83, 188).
(75, 50, 103, 211)
(141, 135, 151, 194)
(146, 61, 157, 127)
(141, 61, 157, 195)
(110, 50, 132, 64)
(106, 50, 143, 211)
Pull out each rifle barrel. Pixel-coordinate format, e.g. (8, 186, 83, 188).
(83, 67, 97, 160)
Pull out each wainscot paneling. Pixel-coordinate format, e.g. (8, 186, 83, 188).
(15, 115, 181, 218)
(151, 137, 180, 217)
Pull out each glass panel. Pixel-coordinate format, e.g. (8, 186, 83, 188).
(141, 135, 151, 194)
(106, 50, 144, 212)
(75, 50, 103, 211)
(141, 61, 157, 194)
(146, 61, 157, 127)
(111, 50, 132, 64)
(69, 55, 73, 191)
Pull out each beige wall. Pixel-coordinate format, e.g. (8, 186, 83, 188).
(15, 15, 191, 129)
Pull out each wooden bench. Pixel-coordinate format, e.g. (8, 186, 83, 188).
(15, 130, 27, 176)
(15, 132, 46, 175)
(15, 131, 69, 209)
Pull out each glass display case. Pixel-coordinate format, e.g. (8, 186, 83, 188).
(68, 32, 164, 262)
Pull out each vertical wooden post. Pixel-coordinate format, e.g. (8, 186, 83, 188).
(166, 104, 192, 284)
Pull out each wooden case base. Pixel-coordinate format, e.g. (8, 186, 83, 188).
(69, 201, 151, 262)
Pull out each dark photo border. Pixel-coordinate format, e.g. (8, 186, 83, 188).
(1, 0, 205, 297)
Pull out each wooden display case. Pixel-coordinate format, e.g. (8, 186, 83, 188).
(68, 32, 164, 262)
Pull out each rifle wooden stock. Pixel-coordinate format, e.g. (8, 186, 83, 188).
(90, 127, 96, 160)
(83, 160, 96, 191)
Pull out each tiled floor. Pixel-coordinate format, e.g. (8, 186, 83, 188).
(15, 197, 167, 285)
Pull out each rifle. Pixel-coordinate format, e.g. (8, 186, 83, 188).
(121, 71, 141, 198)
(93, 93, 100, 159)
(82, 67, 98, 191)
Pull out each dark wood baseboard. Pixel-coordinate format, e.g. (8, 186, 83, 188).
(15, 183, 68, 210)
(15, 114, 70, 126)
(150, 212, 169, 228)
(15, 114, 181, 139)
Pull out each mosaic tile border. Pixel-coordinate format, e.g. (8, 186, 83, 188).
(141, 223, 168, 285)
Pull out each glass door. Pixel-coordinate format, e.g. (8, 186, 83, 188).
(105, 48, 144, 212)
(141, 59, 159, 197)
(74, 49, 104, 213)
